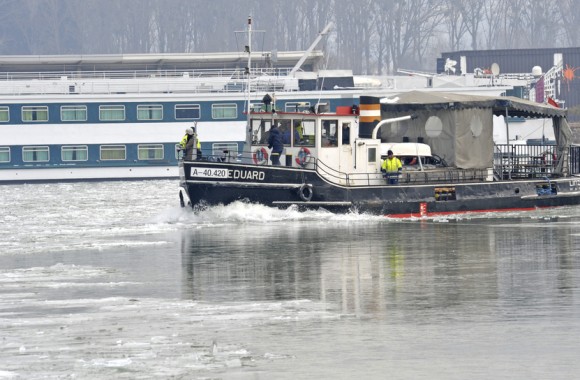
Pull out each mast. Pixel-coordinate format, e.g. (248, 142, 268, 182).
(288, 22, 333, 78)
(244, 16, 253, 153)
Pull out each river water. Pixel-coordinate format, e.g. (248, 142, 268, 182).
(1, 180, 579, 379)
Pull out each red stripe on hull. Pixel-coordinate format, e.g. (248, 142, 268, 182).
(386, 206, 553, 219)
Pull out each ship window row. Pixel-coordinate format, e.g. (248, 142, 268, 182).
(0, 103, 239, 123)
(250, 102, 311, 113)
(0, 144, 172, 163)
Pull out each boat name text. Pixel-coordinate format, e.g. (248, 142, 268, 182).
(190, 167, 265, 181)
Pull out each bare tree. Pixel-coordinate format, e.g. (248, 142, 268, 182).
(559, 0, 580, 46)
(374, 0, 396, 75)
(2, 0, 578, 73)
(0, 0, 23, 53)
(442, 0, 468, 51)
(481, 0, 508, 49)
(500, 0, 531, 49)
(519, 0, 564, 48)
(410, 0, 446, 68)
(334, 0, 378, 74)
(453, 0, 484, 50)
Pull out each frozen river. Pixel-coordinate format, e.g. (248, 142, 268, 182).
(1, 180, 580, 379)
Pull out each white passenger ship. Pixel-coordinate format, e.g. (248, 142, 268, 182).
(0, 49, 518, 184)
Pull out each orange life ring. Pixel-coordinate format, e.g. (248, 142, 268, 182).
(295, 147, 311, 167)
(253, 147, 269, 164)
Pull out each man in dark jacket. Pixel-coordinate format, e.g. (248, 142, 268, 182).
(267, 123, 284, 165)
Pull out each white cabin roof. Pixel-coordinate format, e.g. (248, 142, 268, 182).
(381, 142, 432, 157)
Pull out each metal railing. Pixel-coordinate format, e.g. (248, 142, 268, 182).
(493, 143, 558, 179)
(570, 145, 580, 175)
(0, 67, 292, 82)
(0, 67, 299, 96)
(189, 143, 580, 187)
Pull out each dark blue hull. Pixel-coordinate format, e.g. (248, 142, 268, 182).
(179, 161, 580, 216)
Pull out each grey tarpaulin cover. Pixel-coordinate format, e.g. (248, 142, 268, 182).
(377, 91, 570, 170)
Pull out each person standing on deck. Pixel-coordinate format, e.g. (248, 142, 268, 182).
(268, 123, 284, 165)
(382, 150, 402, 184)
(180, 127, 197, 160)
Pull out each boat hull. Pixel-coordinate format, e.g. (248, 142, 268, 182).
(179, 161, 580, 216)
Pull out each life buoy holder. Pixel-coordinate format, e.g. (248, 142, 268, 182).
(541, 151, 557, 166)
(298, 184, 313, 202)
(253, 147, 269, 165)
(295, 147, 311, 167)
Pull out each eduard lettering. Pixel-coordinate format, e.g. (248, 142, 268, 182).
(228, 169, 265, 181)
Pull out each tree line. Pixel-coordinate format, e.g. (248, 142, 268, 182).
(0, 0, 578, 74)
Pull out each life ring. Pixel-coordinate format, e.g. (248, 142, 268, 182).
(541, 151, 557, 166)
(252, 147, 269, 165)
(298, 184, 313, 202)
(295, 147, 311, 167)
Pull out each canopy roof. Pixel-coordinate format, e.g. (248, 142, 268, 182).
(373, 91, 571, 171)
(379, 91, 567, 118)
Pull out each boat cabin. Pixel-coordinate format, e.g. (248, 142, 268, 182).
(249, 107, 384, 177)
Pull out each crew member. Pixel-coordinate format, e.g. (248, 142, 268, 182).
(382, 149, 402, 184)
(180, 127, 197, 160)
(267, 123, 284, 165)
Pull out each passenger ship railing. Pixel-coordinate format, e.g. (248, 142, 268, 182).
(0, 67, 300, 95)
(0, 67, 291, 81)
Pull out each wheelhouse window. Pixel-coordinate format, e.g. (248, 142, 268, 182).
(61, 105, 87, 122)
(138, 144, 164, 160)
(61, 145, 88, 161)
(175, 104, 200, 120)
(251, 118, 272, 145)
(22, 146, 49, 162)
(0, 147, 10, 162)
(99, 105, 125, 121)
(22, 106, 48, 122)
(322, 119, 338, 147)
(100, 145, 126, 160)
(285, 102, 310, 113)
(299, 119, 316, 147)
(137, 105, 163, 121)
(278, 120, 294, 146)
(212, 103, 237, 119)
(0, 106, 9, 122)
(368, 147, 377, 163)
(212, 143, 239, 158)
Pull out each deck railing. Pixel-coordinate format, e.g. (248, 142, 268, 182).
(0, 67, 299, 95)
(196, 143, 580, 188)
(493, 143, 558, 179)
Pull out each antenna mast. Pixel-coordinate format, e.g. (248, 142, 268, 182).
(289, 22, 333, 77)
(244, 16, 253, 152)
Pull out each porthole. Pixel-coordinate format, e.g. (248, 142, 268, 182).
(425, 116, 443, 137)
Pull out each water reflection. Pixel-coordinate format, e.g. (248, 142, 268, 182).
(180, 217, 580, 322)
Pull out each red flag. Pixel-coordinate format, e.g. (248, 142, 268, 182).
(547, 97, 560, 108)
